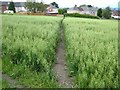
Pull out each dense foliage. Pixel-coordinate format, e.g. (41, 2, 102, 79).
(25, 2, 48, 13)
(2, 15, 62, 87)
(63, 17, 118, 88)
(97, 8, 102, 18)
(58, 8, 67, 14)
(102, 7, 112, 19)
(65, 13, 100, 19)
(8, 1, 16, 13)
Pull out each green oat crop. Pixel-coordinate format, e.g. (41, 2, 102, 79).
(2, 15, 62, 88)
(63, 17, 118, 88)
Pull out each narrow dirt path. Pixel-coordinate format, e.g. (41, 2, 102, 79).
(1, 72, 25, 88)
(53, 18, 73, 88)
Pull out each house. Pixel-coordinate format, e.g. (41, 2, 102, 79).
(1, 1, 27, 13)
(81, 5, 98, 16)
(67, 5, 98, 16)
(1, 2, 7, 12)
(111, 10, 120, 19)
(46, 4, 58, 14)
(67, 5, 80, 14)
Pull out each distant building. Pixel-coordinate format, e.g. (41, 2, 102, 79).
(111, 10, 120, 19)
(67, 5, 80, 14)
(46, 4, 58, 14)
(1, 1, 27, 13)
(67, 5, 98, 16)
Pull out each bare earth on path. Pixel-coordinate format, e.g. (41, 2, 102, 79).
(1, 72, 25, 88)
(53, 19, 74, 88)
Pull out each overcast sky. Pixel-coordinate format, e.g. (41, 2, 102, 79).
(1, 0, 120, 8)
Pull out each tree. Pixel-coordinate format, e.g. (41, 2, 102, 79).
(87, 5, 92, 7)
(58, 8, 67, 14)
(8, 1, 16, 13)
(51, 2, 59, 8)
(26, 2, 48, 13)
(58, 9, 62, 14)
(97, 8, 102, 18)
(102, 7, 112, 19)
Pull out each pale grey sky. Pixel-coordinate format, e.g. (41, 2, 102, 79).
(1, 0, 119, 8)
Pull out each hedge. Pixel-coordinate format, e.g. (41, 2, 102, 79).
(65, 13, 100, 19)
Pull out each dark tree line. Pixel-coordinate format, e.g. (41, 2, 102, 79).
(8, 1, 16, 13)
(25, 2, 48, 13)
(97, 7, 112, 19)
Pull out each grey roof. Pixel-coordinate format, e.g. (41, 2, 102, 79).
(112, 10, 120, 16)
(80, 6, 98, 12)
(68, 5, 80, 11)
(2, 2, 26, 7)
(78, 7, 84, 11)
(80, 6, 89, 11)
(49, 4, 58, 9)
(1, 2, 8, 6)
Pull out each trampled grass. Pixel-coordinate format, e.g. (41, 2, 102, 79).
(63, 17, 118, 88)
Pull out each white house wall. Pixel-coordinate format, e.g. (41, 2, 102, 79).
(47, 9, 58, 13)
(21, 7, 27, 12)
(67, 10, 80, 13)
(15, 7, 27, 12)
(15, 7, 21, 12)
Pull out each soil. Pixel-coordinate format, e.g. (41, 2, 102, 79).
(1, 72, 25, 88)
(53, 19, 74, 88)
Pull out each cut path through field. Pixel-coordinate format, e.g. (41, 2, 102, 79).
(53, 18, 74, 88)
(1, 72, 26, 88)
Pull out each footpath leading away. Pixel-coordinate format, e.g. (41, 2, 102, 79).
(53, 18, 74, 88)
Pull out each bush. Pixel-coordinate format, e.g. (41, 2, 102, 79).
(65, 13, 100, 19)
(58, 9, 67, 14)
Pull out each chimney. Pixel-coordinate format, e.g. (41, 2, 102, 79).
(75, 5, 77, 7)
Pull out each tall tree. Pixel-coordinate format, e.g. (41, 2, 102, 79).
(26, 2, 35, 12)
(51, 2, 59, 8)
(87, 5, 92, 7)
(97, 8, 102, 18)
(26, 2, 48, 13)
(8, 1, 16, 13)
(102, 7, 112, 19)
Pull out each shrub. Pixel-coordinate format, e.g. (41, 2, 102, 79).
(65, 13, 100, 19)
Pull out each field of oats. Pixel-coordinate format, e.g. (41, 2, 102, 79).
(63, 17, 118, 88)
(2, 15, 62, 88)
(2, 15, 118, 88)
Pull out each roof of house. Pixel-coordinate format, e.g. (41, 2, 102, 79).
(78, 7, 84, 11)
(47, 4, 58, 9)
(80, 6, 98, 12)
(68, 5, 80, 11)
(1, 2, 26, 7)
(68, 5, 98, 12)
(80, 6, 89, 11)
(1, 2, 8, 6)
(112, 10, 120, 16)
